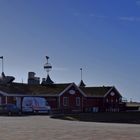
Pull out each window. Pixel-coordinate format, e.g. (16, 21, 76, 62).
(76, 97, 80, 106)
(63, 97, 68, 106)
(106, 98, 109, 102)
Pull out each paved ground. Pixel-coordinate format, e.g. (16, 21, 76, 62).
(0, 116, 140, 140)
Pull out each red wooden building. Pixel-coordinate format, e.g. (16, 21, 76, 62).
(0, 82, 124, 112)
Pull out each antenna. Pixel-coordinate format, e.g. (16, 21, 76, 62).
(21, 78, 24, 84)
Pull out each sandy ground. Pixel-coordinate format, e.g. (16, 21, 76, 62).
(0, 116, 140, 140)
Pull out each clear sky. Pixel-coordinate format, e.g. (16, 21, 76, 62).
(0, 0, 140, 101)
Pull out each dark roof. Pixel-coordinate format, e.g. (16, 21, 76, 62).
(80, 86, 113, 97)
(0, 83, 71, 96)
(0, 83, 120, 98)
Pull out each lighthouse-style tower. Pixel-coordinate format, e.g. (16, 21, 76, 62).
(42, 56, 54, 85)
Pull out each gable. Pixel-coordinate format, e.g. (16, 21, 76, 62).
(104, 87, 122, 98)
(59, 83, 86, 97)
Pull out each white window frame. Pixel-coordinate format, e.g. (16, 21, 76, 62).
(63, 97, 68, 106)
(76, 97, 80, 106)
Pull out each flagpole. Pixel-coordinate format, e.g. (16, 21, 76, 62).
(2, 57, 3, 73)
(0, 56, 4, 73)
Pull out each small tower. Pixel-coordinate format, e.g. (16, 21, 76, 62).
(42, 56, 54, 85)
(79, 68, 86, 87)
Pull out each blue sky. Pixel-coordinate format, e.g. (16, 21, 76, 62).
(0, 0, 140, 101)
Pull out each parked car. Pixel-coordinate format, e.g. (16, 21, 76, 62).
(0, 104, 21, 116)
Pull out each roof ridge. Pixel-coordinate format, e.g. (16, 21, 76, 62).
(82, 86, 113, 88)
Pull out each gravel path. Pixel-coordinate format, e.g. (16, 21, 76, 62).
(0, 116, 140, 140)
